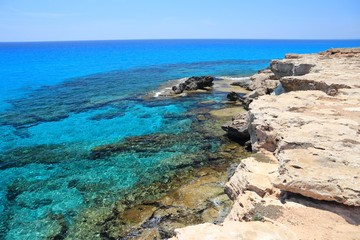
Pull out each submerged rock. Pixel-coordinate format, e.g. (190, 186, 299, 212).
(0, 143, 88, 169)
(89, 132, 216, 160)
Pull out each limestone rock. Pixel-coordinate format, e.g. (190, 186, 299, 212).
(223, 48, 360, 206)
(238, 70, 279, 109)
(320, 47, 360, 58)
(183, 48, 360, 240)
(170, 221, 298, 240)
(225, 156, 278, 200)
(280, 77, 351, 96)
(272, 48, 360, 94)
(221, 112, 250, 142)
(270, 60, 314, 79)
(133, 228, 161, 240)
(248, 90, 360, 206)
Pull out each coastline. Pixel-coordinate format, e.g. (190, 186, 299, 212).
(171, 48, 360, 240)
(39, 77, 252, 239)
(1, 46, 359, 239)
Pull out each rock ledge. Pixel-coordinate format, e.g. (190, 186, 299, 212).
(172, 48, 360, 240)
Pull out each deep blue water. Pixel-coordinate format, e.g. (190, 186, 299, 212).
(0, 39, 359, 239)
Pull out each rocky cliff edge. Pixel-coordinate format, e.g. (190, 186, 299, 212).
(171, 48, 360, 240)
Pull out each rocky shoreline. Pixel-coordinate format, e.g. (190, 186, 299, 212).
(171, 48, 360, 239)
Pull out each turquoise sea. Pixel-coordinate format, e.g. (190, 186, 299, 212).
(1, 39, 360, 239)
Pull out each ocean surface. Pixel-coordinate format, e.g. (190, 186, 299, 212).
(0, 39, 359, 239)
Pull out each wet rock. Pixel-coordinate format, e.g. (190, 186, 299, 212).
(111, 166, 236, 239)
(209, 106, 245, 119)
(226, 91, 240, 101)
(230, 78, 252, 89)
(172, 83, 186, 94)
(133, 228, 161, 240)
(221, 112, 250, 142)
(196, 114, 207, 121)
(172, 76, 214, 94)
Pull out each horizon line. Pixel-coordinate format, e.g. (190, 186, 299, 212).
(1, 38, 360, 44)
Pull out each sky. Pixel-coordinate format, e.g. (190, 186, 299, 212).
(0, 0, 359, 42)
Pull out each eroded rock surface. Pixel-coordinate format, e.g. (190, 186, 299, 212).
(221, 112, 250, 142)
(172, 48, 360, 240)
(228, 48, 360, 206)
(249, 91, 360, 205)
(170, 221, 297, 240)
(172, 76, 214, 94)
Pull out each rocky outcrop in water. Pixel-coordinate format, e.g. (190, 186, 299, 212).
(172, 48, 360, 239)
(221, 112, 249, 142)
(172, 76, 214, 94)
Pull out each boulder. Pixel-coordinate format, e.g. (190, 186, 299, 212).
(172, 76, 214, 94)
(270, 61, 314, 79)
(270, 61, 294, 79)
(172, 83, 186, 94)
(230, 78, 252, 89)
(221, 112, 250, 142)
(225, 156, 278, 199)
(226, 91, 241, 101)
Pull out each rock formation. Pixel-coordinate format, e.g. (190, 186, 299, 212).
(172, 48, 360, 239)
(172, 76, 214, 94)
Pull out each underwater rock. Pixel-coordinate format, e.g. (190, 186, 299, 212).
(88, 109, 125, 121)
(0, 144, 88, 169)
(118, 167, 233, 239)
(89, 132, 217, 160)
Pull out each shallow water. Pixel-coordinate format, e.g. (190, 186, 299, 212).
(1, 39, 360, 239)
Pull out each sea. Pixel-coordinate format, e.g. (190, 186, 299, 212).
(0, 39, 359, 239)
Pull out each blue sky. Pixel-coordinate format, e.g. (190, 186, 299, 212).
(0, 0, 359, 41)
